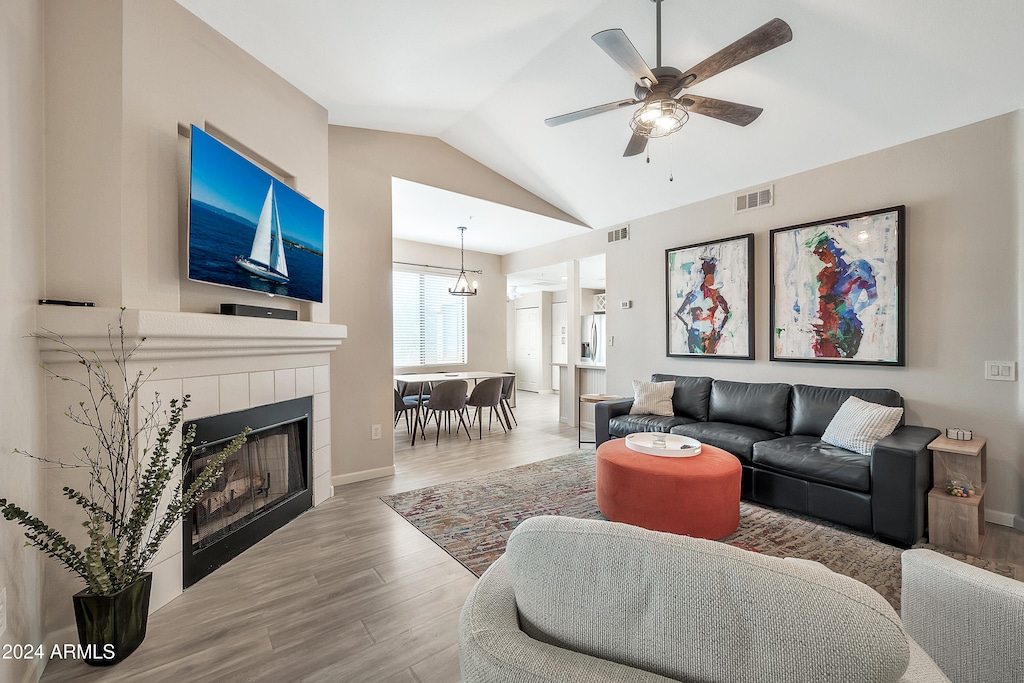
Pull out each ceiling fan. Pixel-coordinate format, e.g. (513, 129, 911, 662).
(545, 0, 792, 157)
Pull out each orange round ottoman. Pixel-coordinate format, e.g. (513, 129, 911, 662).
(596, 438, 741, 539)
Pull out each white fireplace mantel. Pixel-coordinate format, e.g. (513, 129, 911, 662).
(35, 306, 347, 362)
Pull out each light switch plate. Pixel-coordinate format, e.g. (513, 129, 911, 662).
(985, 361, 1017, 381)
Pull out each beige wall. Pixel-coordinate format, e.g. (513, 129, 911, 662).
(1017, 112, 1024, 530)
(327, 126, 578, 482)
(392, 239, 507, 374)
(1, 3, 47, 680)
(43, 0, 329, 320)
(510, 113, 1024, 526)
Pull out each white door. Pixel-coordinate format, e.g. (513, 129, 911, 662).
(515, 307, 541, 392)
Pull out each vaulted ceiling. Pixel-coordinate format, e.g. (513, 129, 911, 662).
(177, 0, 1024, 240)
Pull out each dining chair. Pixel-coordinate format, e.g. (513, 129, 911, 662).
(465, 377, 507, 438)
(394, 388, 417, 434)
(397, 379, 430, 407)
(423, 380, 471, 445)
(499, 372, 517, 428)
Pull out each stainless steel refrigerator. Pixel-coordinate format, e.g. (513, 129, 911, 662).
(581, 313, 606, 364)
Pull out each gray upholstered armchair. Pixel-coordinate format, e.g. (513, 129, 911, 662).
(459, 516, 1023, 682)
(901, 549, 1024, 683)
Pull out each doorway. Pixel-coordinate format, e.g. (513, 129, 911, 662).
(515, 306, 541, 392)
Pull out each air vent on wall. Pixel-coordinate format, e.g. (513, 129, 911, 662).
(608, 226, 630, 243)
(735, 185, 774, 213)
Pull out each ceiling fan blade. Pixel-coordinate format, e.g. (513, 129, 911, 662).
(681, 94, 763, 127)
(623, 132, 648, 157)
(679, 18, 792, 88)
(592, 29, 658, 87)
(545, 99, 638, 127)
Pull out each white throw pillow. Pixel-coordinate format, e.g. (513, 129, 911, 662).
(821, 396, 904, 456)
(629, 380, 675, 416)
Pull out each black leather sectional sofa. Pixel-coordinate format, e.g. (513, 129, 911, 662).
(595, 374, 940, 545)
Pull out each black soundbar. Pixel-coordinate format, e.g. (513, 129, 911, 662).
(220, 303, 298, 321)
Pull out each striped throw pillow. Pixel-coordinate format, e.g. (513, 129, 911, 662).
(821, 396, 904, 456)
(629, 380, 676, 417)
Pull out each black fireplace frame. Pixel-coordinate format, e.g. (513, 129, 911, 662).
(182, 396, 313, 588)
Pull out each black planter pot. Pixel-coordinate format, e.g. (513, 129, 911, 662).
(72, 572, 152, 666)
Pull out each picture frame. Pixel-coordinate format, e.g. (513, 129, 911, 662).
(666, 233, 754, 359)
(770, 205, 905, 365)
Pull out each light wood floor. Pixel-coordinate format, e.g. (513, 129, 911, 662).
(41, 392, 1024, 681)
(41, 392, 579, 682)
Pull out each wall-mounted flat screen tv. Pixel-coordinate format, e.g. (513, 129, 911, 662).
(188, 125, 324, 303)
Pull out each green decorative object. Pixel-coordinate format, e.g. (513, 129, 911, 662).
(72, 572, 152, 665)
(0, 310, 249, 665)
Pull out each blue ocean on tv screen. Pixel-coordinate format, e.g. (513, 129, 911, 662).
(188, 126, 324, 303)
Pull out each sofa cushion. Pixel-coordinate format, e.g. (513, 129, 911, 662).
(629, 379, 675, 416)
(651, 373, 712, 421)
(752, 435, 871, 492)
(610, 413, 697, 437)
(670, 422, 777, 464)
(504, 515, 911, 683)
(790, 384, 904, 437)
(709, 380, 790, 434)
(822, 397, 905, 456)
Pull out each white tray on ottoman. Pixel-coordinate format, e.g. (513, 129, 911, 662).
(625, 432, 702, 457)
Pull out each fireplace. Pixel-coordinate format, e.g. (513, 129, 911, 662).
(183, 397, 313, 587)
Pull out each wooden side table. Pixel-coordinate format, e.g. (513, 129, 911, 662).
(927, 435, 987, 555)
(578, 393, 621, 448)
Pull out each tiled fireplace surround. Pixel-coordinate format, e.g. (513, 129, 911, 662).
(35, 306, 347, 613)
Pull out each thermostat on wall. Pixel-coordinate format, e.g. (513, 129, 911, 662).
(945, 427, 973, 441)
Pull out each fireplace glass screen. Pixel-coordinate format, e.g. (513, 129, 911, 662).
(183, 396, 313, 587)
(191, 422, 304, 550)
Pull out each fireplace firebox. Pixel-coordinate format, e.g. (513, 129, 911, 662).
(182, 397, 313, 587)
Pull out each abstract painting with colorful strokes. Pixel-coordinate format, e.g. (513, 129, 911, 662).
(771, 206, 904, 365)
(666, 234, 754, 359)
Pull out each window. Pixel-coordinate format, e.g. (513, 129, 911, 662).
(393, 270, 467, 366)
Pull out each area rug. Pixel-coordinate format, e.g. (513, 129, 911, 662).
(380, 450, 1018, 610)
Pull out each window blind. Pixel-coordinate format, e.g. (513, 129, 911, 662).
(393, 270, 467, 366)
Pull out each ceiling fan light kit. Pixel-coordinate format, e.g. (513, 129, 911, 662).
(631, 98, 688, 137)
(545, 0, 792, 157)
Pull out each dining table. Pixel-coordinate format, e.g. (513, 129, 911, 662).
(394, 371, 510, 445)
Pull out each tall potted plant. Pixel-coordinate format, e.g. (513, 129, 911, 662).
(0, 312, 248, 665)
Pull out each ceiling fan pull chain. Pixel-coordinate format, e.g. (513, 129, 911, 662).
(669, 135, 674, 182)
(646, 146, 651, 164)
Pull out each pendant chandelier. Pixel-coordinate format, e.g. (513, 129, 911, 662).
(449, 226, 478, 296)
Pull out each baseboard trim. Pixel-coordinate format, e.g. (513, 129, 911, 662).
(986, 509, 1017, 528)
(25, 656, 46, 683)
(332, 466, 395, 487)
(40, 624, 78, 678)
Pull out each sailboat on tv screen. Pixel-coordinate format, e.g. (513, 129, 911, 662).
(235, 182, 289, 284)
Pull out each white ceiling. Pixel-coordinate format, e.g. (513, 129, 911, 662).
(177, 0, 1024, 241)
(391, 178, 588, 255)
(507, 254, 607, 297)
